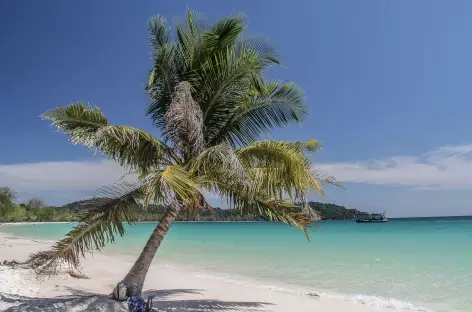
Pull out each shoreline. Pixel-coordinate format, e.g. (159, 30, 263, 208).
(0, 230, 432, 312)
(0, 221, 73, 226)
(0, 221, 264, 226)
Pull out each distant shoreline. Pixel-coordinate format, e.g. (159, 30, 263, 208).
(2, 215, 471, 227)
(0, 220, 263, 226)
(0, 221, 73, 226)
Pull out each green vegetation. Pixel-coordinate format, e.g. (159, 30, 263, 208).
(31, 10, 338, 297)
(0, 187, 77, 222)
(143, 204, 365, 221)
(1, 191, 362, 223)
(308, 202, 365, 220)
(63, 200, 269, 222)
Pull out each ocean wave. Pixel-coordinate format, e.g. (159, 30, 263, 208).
(192, 271, 433, 311)
(331, 293, 433, 311)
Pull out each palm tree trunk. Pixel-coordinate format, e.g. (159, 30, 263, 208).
(118, 201, 181, 297)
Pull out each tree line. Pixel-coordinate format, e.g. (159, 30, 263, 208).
(0, 187, 77, 222)
(1, 187, 366, 223)
(307, 202, 366, 220)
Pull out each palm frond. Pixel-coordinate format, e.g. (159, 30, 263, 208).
(146, 42, 179, 127)
(41, 102, 108, 147)
(283, 138, 323, 154)
(217, 185, 311, 235)
(247, 200, 311, 235)
(210, 81, 306, 146)
(196, 47, 266, 140)
(188, 144, 250, 189)
(171, 9, 210, 71)
(236, 140, 325, 199)
(95, 125, 179, 170)
(173, 13, 198, 67)
(311, 166, 343, 188)
(142, 164, 202, 205)
(175, 12, 247, 71)
(31, 183, 144, 274)
(294, 138, 323, 153)
(235, 35, 280, 67)
(199, 14, 246, 55)
(148, 15, 171, 51)
(43, 103, 177, 171)
(190, 142, 320, 235)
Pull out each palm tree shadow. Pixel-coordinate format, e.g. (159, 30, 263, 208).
(142, 288, 204, 299)
(0, 288, 272, 311)
(152, 299, 270, 311)
(0, 291, 127, 312)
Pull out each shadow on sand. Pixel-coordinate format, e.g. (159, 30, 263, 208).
(0, 288, 272, 311)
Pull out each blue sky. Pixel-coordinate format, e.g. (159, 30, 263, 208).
(1, 1, 472, 217)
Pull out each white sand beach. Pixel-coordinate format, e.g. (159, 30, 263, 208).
(0, 231, 407, 312)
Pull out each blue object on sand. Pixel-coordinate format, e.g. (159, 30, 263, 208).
(127, 296, 146, 312)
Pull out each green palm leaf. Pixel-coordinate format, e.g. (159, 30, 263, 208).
(217, 185, 311, 235)
(41, 102, 108, 147)
(236, 140, 322, 198)
(211, 82, 306, 146)
(148, 15, 171, 51)
(190, 142, 325, 233)
(188, 144, 249, 190)
(42, 102, 177, 171)
(235, 35, 280, 67)
(144, 164, 202, 204)
(32, 183, 144, 274)
(95, 125, 178, 169)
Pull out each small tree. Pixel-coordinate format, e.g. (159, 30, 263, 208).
(0, 187, 17, 221)
(3, 204, 27, 222)
(25, 198, 46, 209)
(26, 209, 39, 221)
(0, 187, 16, 204)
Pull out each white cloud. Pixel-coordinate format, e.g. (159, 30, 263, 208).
(3, 143, 472, 206)
(0, 159, 131, 203)
(319, 143, 472, 190)
(0, 159, 222, 205)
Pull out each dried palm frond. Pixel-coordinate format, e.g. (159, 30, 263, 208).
(164, 81, 204, 160)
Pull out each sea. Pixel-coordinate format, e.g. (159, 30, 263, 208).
(1, 217, 471, 312)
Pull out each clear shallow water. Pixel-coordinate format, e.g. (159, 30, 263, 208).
(2, 217, 471, 312)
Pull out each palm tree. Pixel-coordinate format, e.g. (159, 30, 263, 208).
(34, 10, 336, 298)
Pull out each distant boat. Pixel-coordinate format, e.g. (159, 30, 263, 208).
(355, 212, 388, 223)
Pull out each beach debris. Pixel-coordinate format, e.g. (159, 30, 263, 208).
(26, 250, 54, 270)
(113, 282, 128, 301)
(67, 270, 90, 279)
(307, 292, 320, 298)
(145, 295, 155, 311)
(1, 260, 21, 267)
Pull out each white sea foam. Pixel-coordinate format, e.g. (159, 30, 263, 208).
(192, 270, 433, 311)
(330, 293, 433, 311)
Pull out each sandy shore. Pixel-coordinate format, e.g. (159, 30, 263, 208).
(0, 222, 73, 226)
(0, 232, 408, 312)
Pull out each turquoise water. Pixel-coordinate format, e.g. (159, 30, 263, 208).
(1, 218, 471, 312)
